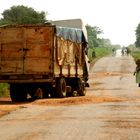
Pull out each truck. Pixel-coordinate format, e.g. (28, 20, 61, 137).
(0, 19, 89, 102)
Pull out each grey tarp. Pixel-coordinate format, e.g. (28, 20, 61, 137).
(56, 26, 88, 44)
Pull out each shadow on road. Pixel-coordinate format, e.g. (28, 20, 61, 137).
(0, 100, 12, 105)
(0, 97, 35, 105)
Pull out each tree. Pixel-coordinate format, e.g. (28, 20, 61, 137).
(127, 44, 135, 48)
(98, 38, 112, 48)
(86, 25, 103, 48)
(135, 23, 140, 48)
(0, 5, 47, 25)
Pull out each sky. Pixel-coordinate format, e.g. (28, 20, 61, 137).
(0, 0, 140, 46)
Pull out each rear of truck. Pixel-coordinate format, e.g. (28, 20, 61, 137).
(0, 24, 88, 102)
(0, 25, 55, 101)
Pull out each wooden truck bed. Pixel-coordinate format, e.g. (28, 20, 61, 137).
(0, 25, 54, 82)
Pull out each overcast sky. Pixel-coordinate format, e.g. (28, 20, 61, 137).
(0, 0, 140, 46)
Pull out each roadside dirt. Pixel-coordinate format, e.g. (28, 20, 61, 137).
(0, 96, 124, 117)
(0, 98, 27, 117)
(0, 72, 126, 117)
(1, 55, 140, 140)
(0, 55, 134, 117)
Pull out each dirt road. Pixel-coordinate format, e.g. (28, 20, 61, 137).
(1, 55, 140, 140)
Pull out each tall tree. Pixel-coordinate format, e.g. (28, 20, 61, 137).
(98, 38, 112, 48)
(135, 23, 140, 48)
(86, 25, 103, 48)
(0, 5, 47, 25)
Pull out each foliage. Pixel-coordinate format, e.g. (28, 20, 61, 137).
(94, 47, 112, 58)
(98, 38, 112, 48)
(0, 5, 47, 25)
(88, 47, 112, 61)
(86, 25, 102, 37)
(86, 24, 113, 62)
(86, 25, 103, 48)
(127, 44, 140, 62)
(127, 44, 136, 49)
(131, 47, 140, 62)
(111, 44, 121, 49)
(135, 23, 140, 48)
(86, 24, 113, 49)
(0, 83, 9, 97)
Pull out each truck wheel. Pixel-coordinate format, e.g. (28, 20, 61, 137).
(10, 84, 27, 102)
(56, 77, 67, 98)
(77, 79, 86, 96)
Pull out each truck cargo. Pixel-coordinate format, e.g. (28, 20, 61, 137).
(0, 19, 89, 102)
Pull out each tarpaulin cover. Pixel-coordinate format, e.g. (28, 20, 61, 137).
(56, 26, 88, 44)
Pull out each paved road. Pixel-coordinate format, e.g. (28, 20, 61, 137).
(1, 55, 140, 140)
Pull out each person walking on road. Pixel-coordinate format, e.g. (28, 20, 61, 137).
(134, 59, 140, 87)
(112, 48, 116, 56)
(121, 48, 125, 56)
(126, 47, 131, 56)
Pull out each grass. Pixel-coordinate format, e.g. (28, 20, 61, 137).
(88, 47, 112, 62)
(131, 49, 140, 62)
(0, 83, 9, 97)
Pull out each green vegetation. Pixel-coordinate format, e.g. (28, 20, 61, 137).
(0, 5, 47, 25)
(0, 83, 9, 97)
(86, 25, 119, 62)
(88, 47, 112, 61)
(92, 47, 112, 58)
(126, 44, 140, 62)
(131, 48, 140, 61)
(135, 23, 140, 48)
(132, 22, 140, 61)
(131, 22, 140, 62)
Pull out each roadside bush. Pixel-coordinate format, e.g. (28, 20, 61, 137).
(131, 50, 140, 62)
(88, 47, 112, 62)
(0, 83, 9, 97)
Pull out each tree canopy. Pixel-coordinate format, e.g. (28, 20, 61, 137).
(86, 25, 101, 48)
(135, 23, 140, 48)
(0, 5, 47, 25)
(86, 24, 113, 48)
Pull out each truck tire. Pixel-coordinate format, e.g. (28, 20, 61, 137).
(56, 77, 67, 98)
(10, 84, 27, 102)
(77, 79, 86, 96)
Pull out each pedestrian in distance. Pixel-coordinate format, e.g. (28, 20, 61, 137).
(126, 48, 131, 56)
(134, 59, 140, 87)
(121, 48, 124, 56)
(92, 50, 96, 58)
(112, 48, 116, 56)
